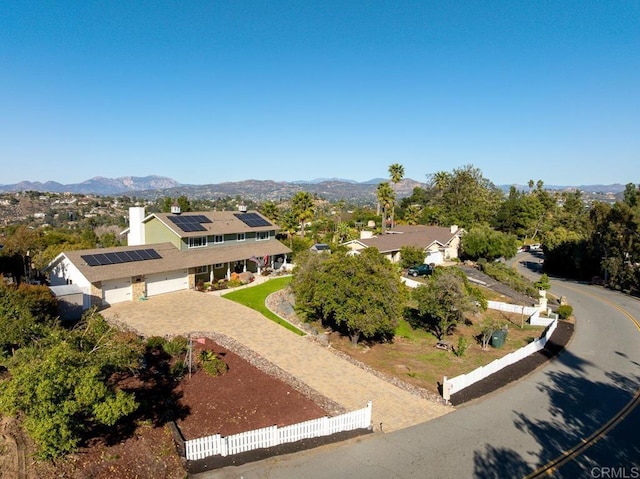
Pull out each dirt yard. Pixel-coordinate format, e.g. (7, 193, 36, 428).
(327, 310, 549, 395)
(0, 338, 332, 479)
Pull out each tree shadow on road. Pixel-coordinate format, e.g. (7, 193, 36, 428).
(473, 350, 640, 478)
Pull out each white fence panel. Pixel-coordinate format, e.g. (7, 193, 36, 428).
(185, 433, 223, 460)
(279, 416, 326, 445)
(487, 301, 538, 316)
(530, 312, 555, 327)
(227, 425, 277, 456)
(401, 277, 422, 288)
(184, 402, 372, 461)
(442, 319, 558, 401)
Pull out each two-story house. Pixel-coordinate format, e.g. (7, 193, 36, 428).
(46, 205, 291, 310)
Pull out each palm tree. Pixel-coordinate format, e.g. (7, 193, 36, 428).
(376, 182, 395, 233)
(291, 191, 314, 237)
(405, 204, 422, 225)
(259, 201, 280, 221)
(279, 210, 299, 247)
(334, 221, 352, 243)
(388, 163, 405, 228)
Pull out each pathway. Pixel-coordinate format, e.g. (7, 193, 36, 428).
(103, 288, 451, 432)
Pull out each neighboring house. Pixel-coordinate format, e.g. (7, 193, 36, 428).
(342, 225, 464, 265)
(310, 243, 331, 254)
(46, 206, 291, 309)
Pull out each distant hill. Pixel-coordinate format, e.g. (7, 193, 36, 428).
(134, 178, 426, 204)
(497, 183, 628, 194)
(0, 175, 181, 195)
(292, 177, 359, 184)
(0, 174, 629, 203)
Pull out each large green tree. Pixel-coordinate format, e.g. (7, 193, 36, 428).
(0, 282, 57, 356)
(427, 165, 503, 228)
(411, 268, 486, 340)
(293, 248, 405, 345)
(461, 225, 519, 261)
(0, 311, 143, 458)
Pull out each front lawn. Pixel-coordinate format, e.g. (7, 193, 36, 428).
(223, 276, 304, 335)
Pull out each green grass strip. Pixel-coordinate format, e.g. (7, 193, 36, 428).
(223, 276, 304, 335)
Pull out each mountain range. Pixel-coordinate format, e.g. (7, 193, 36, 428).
(0, 176, 629, 203)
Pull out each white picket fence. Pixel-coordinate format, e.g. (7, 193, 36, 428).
(442, 320, 558, 401)
(185, 401, 373, 461)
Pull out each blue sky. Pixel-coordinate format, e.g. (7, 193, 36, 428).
(1, 1, 638, 187)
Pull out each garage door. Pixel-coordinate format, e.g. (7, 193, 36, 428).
(146, 269, 188, 297)
(102, 278, 132, 305)
(425, 250, 444, 265)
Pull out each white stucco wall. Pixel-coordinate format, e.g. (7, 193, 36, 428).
(49, 256, 93, 309)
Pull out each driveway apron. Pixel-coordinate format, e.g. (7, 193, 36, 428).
(103, 289, 451, 432)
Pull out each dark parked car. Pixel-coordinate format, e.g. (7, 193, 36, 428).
(407, 264, 434, 277)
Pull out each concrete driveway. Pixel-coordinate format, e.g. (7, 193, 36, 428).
(103, 289, 451, 432)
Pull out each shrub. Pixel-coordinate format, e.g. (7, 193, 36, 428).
(479, 262, 539, 297)
(163, 336, 188, 356)
(195, 281, 205, 292)
(226, 279, 243, 288)
(200, 351, 228, 377)
(146, 336, 166, 350)
(557, 305, 573, 319)
(400, 246, 426, 269)
(170, 359, 187, 379)
(453, 336, 468, 357)
(535, 273, 551, 291)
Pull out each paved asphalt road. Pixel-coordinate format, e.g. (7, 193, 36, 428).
(197, 254, 640, 479)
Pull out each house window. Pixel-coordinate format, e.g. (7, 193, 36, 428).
(237, 233, 246, 242)
(196, 265, 208, 274)
(256, 231, 269, 241)
(214, 263, 224, 269)
(189, 236, 208, 248)
(213, 235, 224, 244)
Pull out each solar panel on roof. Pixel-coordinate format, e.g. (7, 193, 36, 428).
(92, 253, 110, 265)
(81, 248, 161, 266)
(137, 249, 152, 260)
(81, 254, 101, 266)
(126, 250, 142, 261)
(168, 215, 209, 232)
(104, 252, 120, 263)
(147, 249, 162, 259)
(234, 213, 271, 228)
(114, 252, 132, 263)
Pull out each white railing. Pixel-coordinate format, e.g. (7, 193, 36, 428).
(185, 401, 373, 460)
(487, 300, 538, 316)
(529, 309, 557, 326)
(442, 320, 557, 401)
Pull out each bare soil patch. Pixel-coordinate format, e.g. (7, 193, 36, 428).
(2, 337, 331, 479)
(175, 338, 329, 439)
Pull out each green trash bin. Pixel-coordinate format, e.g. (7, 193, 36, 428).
(491, 330, 507, 348)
